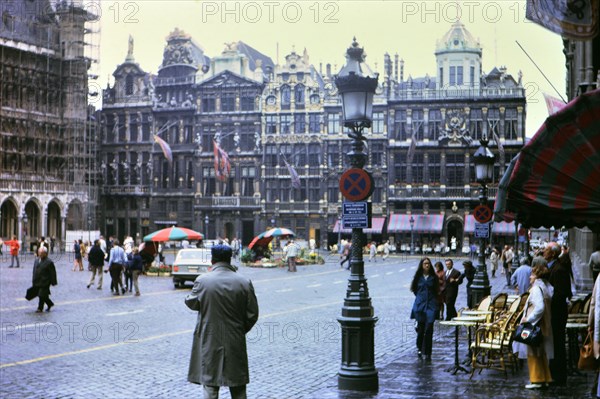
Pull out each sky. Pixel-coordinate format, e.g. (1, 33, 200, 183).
(88, 0, 568, 137)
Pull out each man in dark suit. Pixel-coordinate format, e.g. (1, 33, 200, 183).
(443, 258, 463, 320)
(32, 247, 57, 312)
(545, 242, 572, 386)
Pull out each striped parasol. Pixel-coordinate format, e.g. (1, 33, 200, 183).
(493, 88, 600, 231)
(143, 226, 203, 242)
(248, 228, 295, 249)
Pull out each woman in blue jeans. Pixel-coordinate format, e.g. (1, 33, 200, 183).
(410, 257, 439, 360)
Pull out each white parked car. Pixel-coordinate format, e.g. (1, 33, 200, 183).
(172, 248, 212, 288)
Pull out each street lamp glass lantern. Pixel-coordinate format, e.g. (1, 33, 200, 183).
(473, 139, 496, 183)
(334, 38, 379, 128)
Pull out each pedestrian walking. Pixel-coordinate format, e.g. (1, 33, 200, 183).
(87, 240, 104, 289)
(369, 241, 377, 263)
(6, 236, 20, 268)
(490, 247, 499, 277)
(443, 258, 462, 320)
(185, 245, 259, 399)
(128, 247, 144, 296)
(410, 257, 439, 361)
(434, 262, 446, 320)
(514, 257, 553, 389)
(383, 240, 390, 260)
(340, 240, 351, 269)
(106, 239, 127, 295)
(32, 247, 57, 312)
(460, 260, 476, 309)
(501, 245, 514, 286)
(73, 240, 83, 271)
(284, 238, 300, 272)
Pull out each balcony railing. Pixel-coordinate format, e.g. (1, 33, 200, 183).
(102, 186, 150, 195)
(195, 196, 261, 208)
(388, 186, 498, 200)
(393, 87, 526, 101)
(0, 178, 75, 195)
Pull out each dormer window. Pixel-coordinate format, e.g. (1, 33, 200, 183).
(125, 75, 134, 95)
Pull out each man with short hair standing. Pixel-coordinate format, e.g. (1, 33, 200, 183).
(87, 240, 104, 290)
(32, 247, 57, 312)
(545, 241, 572, 386)
(285, 239, 300, 272)
(6, 236, 20, 268)
(107, 239, 127, 295)
(443, 258, 462, 320)
(185, 245, 259, 399)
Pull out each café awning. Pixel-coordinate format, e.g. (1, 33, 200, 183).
(333, 217, 386, 234)
(387, 214, 444, 233)
(494, 88, 600, 231)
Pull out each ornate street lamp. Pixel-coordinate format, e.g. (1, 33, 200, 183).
(471, 138, 495, 306)
(334, 37, 379, 392)
(409, 215, 415, 255)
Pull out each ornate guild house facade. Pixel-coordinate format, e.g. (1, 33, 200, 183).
(1, 1, 99, 250)
(98, 22, 526, 249)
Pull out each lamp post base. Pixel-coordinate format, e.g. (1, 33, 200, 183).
(337, 316, 378, 392)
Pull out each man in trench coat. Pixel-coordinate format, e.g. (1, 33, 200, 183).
(185, 244, 259, 399)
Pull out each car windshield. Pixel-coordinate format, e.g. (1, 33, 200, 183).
(178, 250, 211, 261)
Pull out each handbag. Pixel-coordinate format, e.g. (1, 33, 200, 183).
(513, 322, 543, 346)
(578, 331, 599, 371)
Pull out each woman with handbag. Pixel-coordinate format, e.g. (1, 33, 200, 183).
(515, 257, 554, 389)
(410, 257, 439, 361)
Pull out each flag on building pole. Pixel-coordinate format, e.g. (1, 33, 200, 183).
(284, 158, 301, 189)
(543, 92, 567, 115)
(213, 140, 231, 182)
(153, 134, 172, 163)
(526, 0, 599, 39)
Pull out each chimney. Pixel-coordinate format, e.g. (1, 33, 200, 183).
(326, 63, 331, 78)
(394, 53, 399, 81)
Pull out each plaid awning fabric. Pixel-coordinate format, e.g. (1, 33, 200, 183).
(494, 88, 600, 231)
(387, 214, 444, 233)
(333, 217, 386, 234)
(465, 215, 515, 235)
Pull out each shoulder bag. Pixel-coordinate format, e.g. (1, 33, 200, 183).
(578, 331, 599, 371)
(513, 286, 544, 347)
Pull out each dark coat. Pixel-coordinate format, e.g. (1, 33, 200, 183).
(128, 254, 143, 271)
(443, 268, 462, 302)
(410, 275, 439, 323)
(88, 246, 105, 267)
(32, 258, 57, 288)
(185, 262, 259, 386)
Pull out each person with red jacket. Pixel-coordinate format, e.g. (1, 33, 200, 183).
(5, 236, 20, 268)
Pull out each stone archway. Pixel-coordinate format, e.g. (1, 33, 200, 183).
(66, 200, 84, 231)
(47, 201, 62, 244)
(0, 198, 19, 239)
(446, 218, 464, 253)
(24, 200, 42, 251)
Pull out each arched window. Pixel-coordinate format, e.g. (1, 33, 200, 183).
(125, 75, 134, 95)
